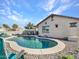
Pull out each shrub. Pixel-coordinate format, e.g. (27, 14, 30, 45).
(22, 30, 27, 35)
(62, 56, 67, 59)
(62, 55, 74, 59)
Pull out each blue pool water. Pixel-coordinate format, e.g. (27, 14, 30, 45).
(0, 38, 16, 59)
(7, 49, 16, 59)
(0, 38, 7, 59)
(9, 36, 58, 49)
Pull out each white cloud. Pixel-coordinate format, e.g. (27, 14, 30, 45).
(6, 9, 30, 25)
(7, 13, 30, 27)
(4, 0, 10, 6)
(0, 0, 34, 28)
(75, 3, 79, 6)
(1, 2, 11, 15)
(0, 10, 6, 15)
(7, 15, 19, 21)
(61, 0, 71, 4)
(41, 0, 58, 11)
(40, 0, 72, 12)
(7, 10, 29, 22)
(50, 2, 75, 14)
(7, 0, 15, 6)
(0, 0, 30, 26)
(52, 5, 70, 14)
(12, 11, 23, 17)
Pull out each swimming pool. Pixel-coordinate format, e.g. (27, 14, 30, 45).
(7, 36, 65, 55)
(0, 38, 7, 59)
(8, 36, 58, 49)
(0, 37, 25, 59)
(0, 38, 17, 59)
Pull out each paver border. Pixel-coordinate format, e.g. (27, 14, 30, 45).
(5, 37, 65, 55)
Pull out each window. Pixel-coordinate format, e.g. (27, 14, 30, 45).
(55, 24, 58, 28)
(45, 22, 47, 24)
(70, 22, 77, 27)
(42, 25, 49, 33)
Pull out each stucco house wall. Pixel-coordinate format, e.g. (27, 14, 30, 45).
(37, 14, 79, 38)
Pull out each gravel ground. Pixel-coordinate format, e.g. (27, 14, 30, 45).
(24, 39, 79, 59)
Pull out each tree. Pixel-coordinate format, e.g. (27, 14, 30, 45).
(25, 22, 34, 29)
(0, 26, 2, 28)
(3, 24, 10, 30)
(12, 24, 19, 31)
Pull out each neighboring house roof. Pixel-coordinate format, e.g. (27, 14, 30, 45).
(37, 14, 79, 26)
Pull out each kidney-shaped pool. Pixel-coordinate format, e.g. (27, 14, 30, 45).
(6, 36, 65, 55)
(8, 36, 58, 49)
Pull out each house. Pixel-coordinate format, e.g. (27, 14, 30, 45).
(8, 27, 24, 35)
(0, 27, 6, 32)
(23, 26, 38, 35)
(37, 14, 79, 39)
(0, 27, 23, 36)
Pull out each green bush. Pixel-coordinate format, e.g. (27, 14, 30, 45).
(22, 30, 27, 35)
(67, 55, 74, 59)
(62, 56, 67, 59)
(62, 55, 74, 59)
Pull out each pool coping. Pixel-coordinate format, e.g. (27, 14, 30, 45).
(5, 36, 65, 55)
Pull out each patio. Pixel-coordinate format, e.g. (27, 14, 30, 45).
(23, 38, 79, 59)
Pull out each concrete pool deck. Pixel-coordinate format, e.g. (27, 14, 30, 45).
(5, 36, 65, 55)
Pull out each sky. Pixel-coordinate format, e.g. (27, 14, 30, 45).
(0, 0, 79, 28)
